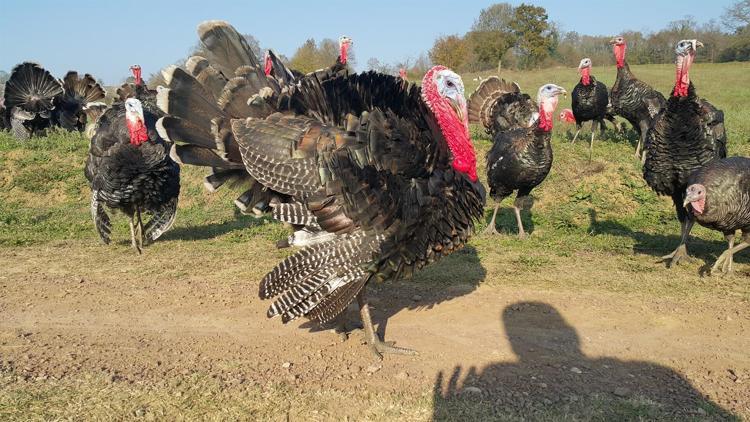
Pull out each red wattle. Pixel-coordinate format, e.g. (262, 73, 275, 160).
(538, 108, 553, 132)
(614, 44, 626, 68)
(560, 109, 576, 124)
(672, 53, 693, 97)
(339, 44, 348, 65)
(127, 119, 149, 146)
(580, 67, 591, 86)
(132, 67, 142, 86)
(264, 56, 273, 76)
(421, 66, 478, 182)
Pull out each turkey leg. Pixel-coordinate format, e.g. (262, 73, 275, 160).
(357, 288, 417, 360)
(637, 121, 649, 163)
(483, 204, 500, 235)
(661, 199, 694, 267)
(711, 234, 749, 275)
(588, 120, 597, 162)
(130, 207, 143, 254)
(513, 195, 528, 239)
(571, 124, 581, 144)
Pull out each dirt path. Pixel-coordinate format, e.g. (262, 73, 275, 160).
(0, 241, 748, 419)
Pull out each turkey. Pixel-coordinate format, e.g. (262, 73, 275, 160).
(559, 108, 576, 125)
(85, 98, 180, 253)
(477, 82, 566, 237)
(467, 76, 538, 135)
(53, 71, 106, 133)
(683, 157, 750, 275)
(643, 39, 727, 267)
(263, 35, 353, 83)
(3, 62, 63, 139)
(158, 21, 349, 248)
(571, 58, 614, 160)
(609, 36, 667, 161)
(159, 21, 485, 358)
(117, 65, 158, 105)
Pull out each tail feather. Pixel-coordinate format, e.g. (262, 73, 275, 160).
(144, 197, 178, 242)
(4, 62, 63, 113)
(197, 20, 263, 79)
(467, 76, 523, 130)
(272, 202, 316, 225)
(204, 168, 249, 192)
(56, 71, 106, 130)
(185, 56, 228, 102)
(260, 232, 381, 323)
(169, 143, 244, 168)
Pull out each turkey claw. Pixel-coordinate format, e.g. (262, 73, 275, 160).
(367, 338, 418, 360)
(659, 244, 693, 267)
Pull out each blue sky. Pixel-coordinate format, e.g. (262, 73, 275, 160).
(0, 0, 736, 84)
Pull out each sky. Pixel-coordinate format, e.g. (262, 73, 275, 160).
(0, 0, 737, 85)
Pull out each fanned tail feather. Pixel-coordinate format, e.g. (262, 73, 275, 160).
(4, 62, 63, 113)
(467, 76, 520, 129)
(260, 232, 381, 323)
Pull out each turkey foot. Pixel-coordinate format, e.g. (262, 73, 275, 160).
(482, 205, 500, 236)
(513, 205, 527, 240)
(358, 290, 418, 360)
(660, 244, 693, 267)
(710, 249, 734, 276)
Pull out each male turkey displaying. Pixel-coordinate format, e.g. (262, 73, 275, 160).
(85, 98, 180, 253)
(468, 77, 566, 238)
(684, 157, 750, 275)
(643, 39, 727, 267)
(3, 62, 63, 139)
(53, 71, 106, 133)
(158, 21, 485, 358)
(609, 36, 667, 160)
(571, 58, 614, 160)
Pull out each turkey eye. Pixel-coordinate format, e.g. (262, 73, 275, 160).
(447, 81, 454, 87)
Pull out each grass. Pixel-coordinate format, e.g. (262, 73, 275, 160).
(1, 62, 749, 420)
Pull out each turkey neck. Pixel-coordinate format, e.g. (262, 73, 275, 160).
(673, 53, 695, 97)
(580, 67, 591, 86)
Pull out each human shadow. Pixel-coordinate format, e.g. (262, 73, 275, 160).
(586, 208, 739, 268)
(433, 302, 739, 421)
(301, 245, 487, 341)
(161, 209, 271, 242)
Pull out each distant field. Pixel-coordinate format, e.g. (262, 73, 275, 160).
(0, 62, 748, 420)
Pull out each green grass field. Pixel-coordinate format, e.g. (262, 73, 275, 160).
(1, 62, 749, 420)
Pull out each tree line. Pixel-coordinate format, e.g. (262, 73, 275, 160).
(424, 1, 750, 73)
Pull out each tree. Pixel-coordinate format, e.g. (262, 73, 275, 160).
(723, 0, 750, 31)
(509, 4, 554, 69)
(289, 38, 319, 73)
(472, 3, 514, 33)
(429, 35, 471, 71)
(465, 30, 513, 70)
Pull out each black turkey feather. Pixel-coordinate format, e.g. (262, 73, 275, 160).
(570, 58, 614, 160)
(473, 80, 566, 238)
(158, 20, 485, 358)
(609, 36, 667, 160)
(643, 39, 727, 267)
(54, 71, 106, 132)
(684, 157, 750, 275)
(85, 98, 180, 253)
(3, 62, 63, 139)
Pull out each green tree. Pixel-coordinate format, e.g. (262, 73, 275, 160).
(509, 4, 554, 69)
(429, 35, 471, 71)
(289, 39, 319, 73)
(472, 3, 514, 32)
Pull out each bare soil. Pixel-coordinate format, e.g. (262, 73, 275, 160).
(0, 240, 748, 420)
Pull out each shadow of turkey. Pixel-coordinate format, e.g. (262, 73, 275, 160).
(300, 246, 486, 345)
(160, 209, 269, 242)
(432, 302, 739, 421)
(586, 208, 746, 273)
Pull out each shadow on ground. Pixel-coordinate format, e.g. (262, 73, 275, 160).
(302, 245, 487, 342)
(432, 301, 739, 421)
(161, 210, 269, 242)
(587, 208, 743, 272)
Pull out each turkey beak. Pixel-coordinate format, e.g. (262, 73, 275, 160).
(449, 96, 466, 122)
(609, 38, 617, 45)
(683, 193, 699, 208)
(558, 87, 568, 98)
(692, 40, 704, 50)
